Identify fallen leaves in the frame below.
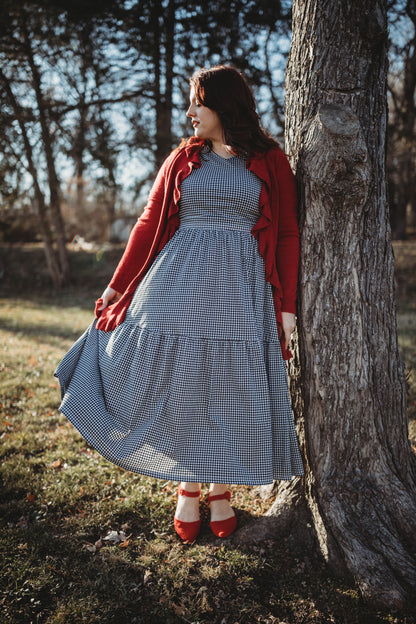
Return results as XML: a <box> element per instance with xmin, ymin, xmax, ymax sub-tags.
<box><xmin>103</xmin><ymin>529</ymin><xmax>128</xmax><ymax>544</ymax></box>
<box><xmin>48</xmin><ymin>458</ymin><xmax>63</xmax><ymax>470</ymax></box>
<box><xmin>79</xmin><ymin>447</ymin><xmax>94</xmax><ymax>457</ymax></box>
<box><xmin>17</xmin><ymin>514</ymin><xmax>29</xmax><ymax>529</ymax></box>
<box><xmin>84</xmin><ymin>529</ymin><xmax>132</xmax><ymax>553</ymax></box>
<box><xmin>172</xmin><ymin>602</ymin><xmax>188</xmax><ymax>617</ymax></box>
<box><xmin>47</xmin><ymin>563</ymin><xmax>65</xmax><ymax>576</ymax></box>
<box><xmin>17</xmin><ymin>543</ymin><xmax>28</xmax><ymax>551</ymax></box>
<box><xmin>84</xmin><ymin>539</ymin><xmax>103</xmax><ymax>554</ymax></box>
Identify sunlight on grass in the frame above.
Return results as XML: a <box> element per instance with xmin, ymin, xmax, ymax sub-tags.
<box><xmin>0</xmin><ymin>245</ymin><xmax>415</xmax><ymax>624</ymax></box>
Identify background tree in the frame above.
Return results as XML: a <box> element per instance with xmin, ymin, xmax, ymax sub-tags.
<box><xmin>237</xmin><ymin>0</ymin><xmax>416</xmax><ymax>609</ymax></box>
<box><xmin>0</xmin><ymin>0</ymin><xmax>292</xmax><ymax>286</ymax></box>
<box><xmin>387</xmin><ymin>0</ymin><xmax>416</xmax><ymax>239</ymax></box>
<box><xmin>0</xmin><ymin>4</ymin><xmax>71</xmax><ymax>286</ymax></box>
<box><xmin>59</xmin><ymin>16</ymin><xmax>124</xmax><ymax>241</ymax></box>
<box><xmin>121</xmin><ymin>0</ymin><xmax>291</xmax><ymax>167</ymax></box>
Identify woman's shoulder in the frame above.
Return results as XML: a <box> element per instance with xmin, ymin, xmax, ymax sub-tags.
<box><xmin>247</xmin><ymin>145</ymin><xmax>287</xmax><ymax>171</ymax></box>
<box><xmin>160</xmin><ymin>137</ymin><xmax>204</xmax><ymax>169</ymax></box>
<box><xmin>176</xmin><ymin>137</ymin><xmax>205</xmax><ymax>155</ymax></box>
<box><xmin>249</xmin><ymin>144</ymin><xmax>285</xmax><ymax>162</ymax></box>
<box><xmin>262</xmin><ymin>144</ymin><xmax>287</xmax><ymax>162</ymax></box>
<box><xmin>156</xmin><ymin>138</ymin><xmax>203</xmax><ymax>175</ymax></box>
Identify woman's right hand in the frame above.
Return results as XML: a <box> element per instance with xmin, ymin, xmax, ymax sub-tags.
<box><xmin>98</xmin><ymin>286</ymin><xmax>122</xmax><ymax>311</ymax></box>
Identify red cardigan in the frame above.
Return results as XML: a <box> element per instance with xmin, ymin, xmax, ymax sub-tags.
<box><xmin>95</xmin><ymin>138</ymin><xmax>299</xmax><ymax>359</ymax></box>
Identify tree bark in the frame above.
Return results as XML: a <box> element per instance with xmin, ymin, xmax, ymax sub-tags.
<box><xmin>236</xmin><ymin>0</ymin><xmax>416</xmax><ymax>609</ymax></box>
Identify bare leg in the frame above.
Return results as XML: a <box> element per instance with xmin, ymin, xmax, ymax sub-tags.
<box><xmin>174</xmin><ymin>482</ymin><xmax>201</xmax><ymax>523</ymax></box>
<box><xmin>208</xmin><ymin>483</ymin><xmax>235</xmax><ymax>522</ymax></box>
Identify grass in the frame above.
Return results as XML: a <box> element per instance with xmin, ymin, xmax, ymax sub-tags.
<box><xmin>0</xmin><ymin>242</ymin><xmax>415</xmax><ymax>624</ymax></box>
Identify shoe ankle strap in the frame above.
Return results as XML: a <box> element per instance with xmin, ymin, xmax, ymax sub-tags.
<box><xmin>208</xmin><ymin>490</ymin><xmax>231</xmax><ymax>503</ymax></box>
<box><xmin>178</xmin><ymin>487</ymin><xmax>201</xmax><ymax>498</ymax></box>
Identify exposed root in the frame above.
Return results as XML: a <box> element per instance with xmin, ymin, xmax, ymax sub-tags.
<box><xmin>231</xmin><ymin>516</ymin><xmax>283</xmax><ymax>545</ymax></box>
<box><xmin>316</xmin><ymin>478</ymin><xmax>416</xmax><ymax>608</ymax></box>
<box><xmin>235</xmin><ymin>475</ymin><xmax>416</xmax><ymax>609</ymax></box>
<box><xmin>232</xmin><ymin>479</ymin><xmax>316</xmax><ymax>552</ymax></box>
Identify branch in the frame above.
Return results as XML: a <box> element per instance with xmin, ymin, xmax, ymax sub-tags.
<box><xmin>47</xmin><ymin>88</ymin><xmax>154</xmax><ymax>119</ymax></box>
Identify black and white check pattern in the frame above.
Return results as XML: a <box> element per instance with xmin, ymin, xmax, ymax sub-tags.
<box><xmin>55</xmin><ymin>148</ymin><xmax>304</xmax><ymax>484</ymax></box>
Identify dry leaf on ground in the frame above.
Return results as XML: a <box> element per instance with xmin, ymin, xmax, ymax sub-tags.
<box><xmin>103</xmin><ymin>530</ymin><xmax>127</xmax><ymax>543</ymax></box>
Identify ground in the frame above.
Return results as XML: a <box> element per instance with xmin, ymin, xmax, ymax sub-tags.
<box><xmin>0</xmin><ymin>242</ymin><xmax>415</xmax><ymax>624</ymax></box>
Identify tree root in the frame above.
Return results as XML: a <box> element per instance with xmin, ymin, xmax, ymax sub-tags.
<box><xmin>232</xmin><ymin>476</ymin><xmax>416</xmax><ymax>609</ymax></box>
<box><xmin>318</xmin><ymin>478</ymin><xmax>416</xmax><ymax>608</ymax></box>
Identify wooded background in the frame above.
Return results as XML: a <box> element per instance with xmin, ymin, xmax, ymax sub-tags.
<box><xmin>1</xmin><ymin>0</ymin><xmax>416</xmax><ymax>611</ymax></box>
<box><xmin>0</xmin><ymin>0</ymin><xmax>415</xmax><ymax>286</ymax></box>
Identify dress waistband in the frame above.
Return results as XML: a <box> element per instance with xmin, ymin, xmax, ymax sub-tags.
<box><xmin>179</xmin><ymin>216</ymin><xmax>255</xmax><ymax>233</ymax></box>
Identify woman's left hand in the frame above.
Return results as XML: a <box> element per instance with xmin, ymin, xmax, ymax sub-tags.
<box><xmin>281</xmin><ymin>312</ymin><xmax>296</xmax><ymax>349</ymax></box>
<box><xmin>98</xmin><ymin>286</ymin><xmax>122</xmax><ymax>311</ymax></box>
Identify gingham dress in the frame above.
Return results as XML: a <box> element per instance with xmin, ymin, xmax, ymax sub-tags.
<box><xmin>55</xmin><ymin>148</ymin><xmax>304</xmax><ymax>484</ymax></box>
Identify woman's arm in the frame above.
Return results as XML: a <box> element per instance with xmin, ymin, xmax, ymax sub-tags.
<box><xmin>101</xmin><ymin>150</ymin><xmax>178</xmax><ymax>306</ymax></box>
<box><xmin>281</xmin><ymin>311</ymin><xmax>296</xmax><ymax>349</ymax></box>
<box><xmin>275</xmin><ymin>152</ymin><xmax>299</xmax><ymax>315</ymax></box>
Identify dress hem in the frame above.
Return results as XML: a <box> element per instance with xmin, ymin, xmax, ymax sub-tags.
<box><xmin>58</xmin><ymin>405</ymin><xmax>304</xmax><ymax>486</ymax></box>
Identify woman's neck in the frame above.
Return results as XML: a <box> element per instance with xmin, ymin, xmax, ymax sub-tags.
<box><xmin>211</xmin><ymin>141</ymin><xmax>235</xmax><ymax>159</ymax></box>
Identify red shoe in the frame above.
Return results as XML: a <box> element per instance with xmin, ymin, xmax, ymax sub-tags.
<box><xmin>208</xmin><ymin>490</ymin><xmax>237</xmax><ymax>538</ymax></box>
<box><xmin>174</xmin><ymin>487</ymin><xmax>201</xmax><ymax>542</ymax></box>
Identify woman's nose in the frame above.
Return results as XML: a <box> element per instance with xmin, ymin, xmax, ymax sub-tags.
<box><xmin>186</xmin><ymin>105</ymin><xmax>194</xmax><ymax>118</ymax></box>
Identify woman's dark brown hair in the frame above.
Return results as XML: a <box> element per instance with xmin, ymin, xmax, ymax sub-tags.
<box><xmin>188</xmin><ymin>65</ymin><xmax>280</xmax><ymax>156</ymax></box>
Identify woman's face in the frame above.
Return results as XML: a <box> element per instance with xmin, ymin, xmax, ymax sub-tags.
<box><xmin>186</xmin><ymin>86</ymin><xmax>224</xmax><ymax>143</ymax></box>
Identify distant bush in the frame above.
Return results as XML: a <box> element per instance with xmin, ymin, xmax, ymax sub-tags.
<box><xmin>0</xmin><ymin>213</ymin><xmax>41</xmax><ymax>243</ymax></box>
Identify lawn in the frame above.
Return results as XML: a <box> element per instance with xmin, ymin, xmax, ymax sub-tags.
<box><xmin>0</xmin><ymin>242</ymin><xmax>415</xmax><ymax>624</ymax></box>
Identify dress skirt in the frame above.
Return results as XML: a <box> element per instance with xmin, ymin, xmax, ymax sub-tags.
<box><xmin>55</xmin><ymin>149</ymin><xmax>304</xmax><ymax>485</ymax></box>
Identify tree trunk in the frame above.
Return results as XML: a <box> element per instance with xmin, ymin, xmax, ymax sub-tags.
<box><xmin>152</xmin><ymin>0</ymin><xmax>175</xmax><ymax>169</ymax></box>
<box><xmin>22</xmin><ymin>18</ymin><xmax>70</xmax><ymax>285</ymax></box>
<box><xmin>237</xmin><ymin>0</ymin><xmax>416</xmax><ymax>609</ymax></box>
<box><xmin>74</xmin><ymin>98</ymin><xmax>87</xmax><ymax>221</ymax></box>
<box><xmin>0</xmin><ymin>68</ymin><xmax>64</xmax><ymax>288</ymax></box>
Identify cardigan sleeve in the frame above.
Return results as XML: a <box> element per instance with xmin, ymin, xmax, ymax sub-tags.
<box><xmin>108</xmin><ymin>151</ymin><xmax>177</xmax><ymax>294</ymax></box>
<box><xmin>275</xmin><ymin>152</ymin><xmax>299</xmax><ymax>314</ymax></box>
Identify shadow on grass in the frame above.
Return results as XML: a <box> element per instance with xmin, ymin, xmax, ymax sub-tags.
<box><xmin>0</xmin><ymin>315</ymin><xmax>89</xmax><ymax>346</ymax></box>
<box><xmin>2</xmin><ymin>242</ymin><xmax>416</xmax><ymax>623</ymax></box>
<box><xmin>1</xmin><ymin>463</ymin><xmax>415</xmax><ymax>624</ymax></box>
<box><xmin>0</xmin><ymin>290</ymin><xmax>99</xmax><ymax>313</ymax></box>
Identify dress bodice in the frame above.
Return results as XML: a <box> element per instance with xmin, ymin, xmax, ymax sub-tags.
<box><xmin>179</xmin><ymin>147</ymin><xmax>262</xmax><ymax>231</ymax></box>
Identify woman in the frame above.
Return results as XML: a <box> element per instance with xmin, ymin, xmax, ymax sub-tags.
<box><xmin>55</xmin><ymin>65</ymin><xmax>304</xmax><ymax>543</ymax></box>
